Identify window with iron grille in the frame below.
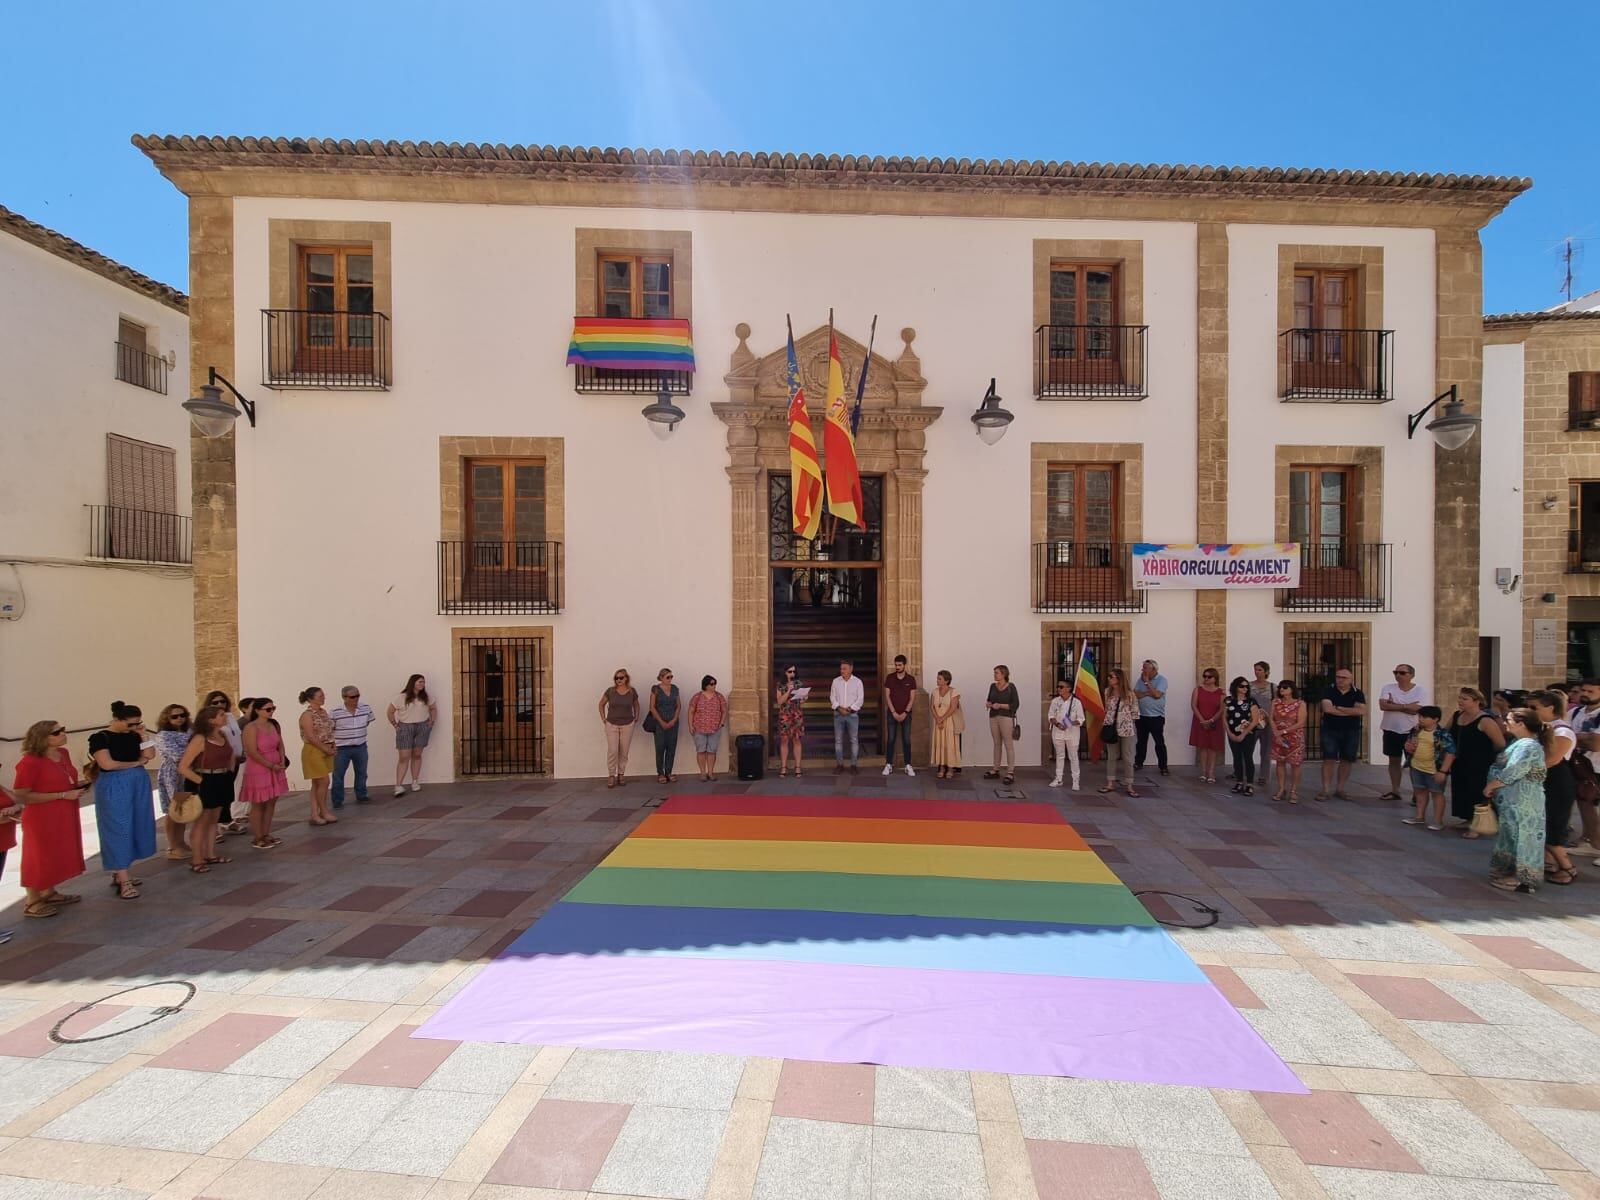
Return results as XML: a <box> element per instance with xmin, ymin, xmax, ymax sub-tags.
<box><xmin>456</xmin><ymin>635</ymin><xmax>547</xmax><ymax>776</ymax></box>
<box><xmin>1049</xmin><ymin>629</ymin><xmax>1128</xmax><ymax>690</ymax></box>
<box><xmin>1287</xmin><ymin>628</ymin><xmax>1368</xmax><ymax>760</ymax></box>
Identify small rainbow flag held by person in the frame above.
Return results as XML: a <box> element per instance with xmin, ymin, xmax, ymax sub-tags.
<box><xmin>1073</xmin><ymin>640</ymin><xmax>1105</xmax><ymax>726</ymax></box>
<box><xmin>566</xmin><ymin>317</ymin><xmax>695</xmax><ymax>372</ymax></box>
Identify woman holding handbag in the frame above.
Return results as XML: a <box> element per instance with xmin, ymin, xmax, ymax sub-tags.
<box><xmin>1098</xmin><ymin>668</ymin><xmax>1139</xmax><ymax>798</ymax></box>
<box><xmin>1451</xmin><ymin>687</ymin><xmax>1506</xmax><ymax>838</ymax></box>
<box><xmin>1224</xmin><ymin>676</ymin><xmax>1262</xmax><ymax>796</ymax></box>
<box><xmin>10</xmin><ymin>720</ymin><xmax>87</xmax><ymax>918</ymax></box>
<box><xmin>153</xmin><ymin>704</ymin><xmax>194</xmax><ymax>860</ymax></box>
<box><xmin>984</xmin><ymin>665</ymin><xmax>1020</xmax><ymax>786</ymax></box>
<box><xmin>1484</xmin><ymin>708</ymin><xmax>1551</xmax><ymax>893</ymax></box>
<box><xmin>179</xmin><ymin>705</ymin><xmax>236</xmax><ymax>873</ymax></box>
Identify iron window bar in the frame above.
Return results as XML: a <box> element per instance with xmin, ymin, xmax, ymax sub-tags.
<box><xmin>438</xmin><ymin>541</ymin><xmax>564</xmax><ymax>614</ymax></box>
<box><xmin>1032</xmin><ymin>542</ymin><xmax>1146</xmax><ymax>612</ymax></box>
<box><xmin>261</xmin><ymin>309</ymin><xmax>390</xmax><ymax>389</ymax></box>
<box><xmin>113</xmin><ymin>342</ymin><xmax>168</xmax><ymax>394</ymax></box>
<box><xmin>573</xmin><ymin>363</ymin><xmax>692</xmax><ymax>395</ymax></box>
<box><xmin>1279</xmin><ymin>329</ymin><xmax>1393</xmax><ymax>402</ymax></box>
<box><xmin>1275</xmin><ymin>542</ymin><xmax>1392</xmax><ymax>612</ymax></box>
<box><xmin>85</xmin><ymin>505</ymin><xmax>191</xmax><ymax>565</ymax></box>
<box><xmin>1033</xmin><ymin>325</ymin><xmax>1148</xmax><ymax>399</ymax></box>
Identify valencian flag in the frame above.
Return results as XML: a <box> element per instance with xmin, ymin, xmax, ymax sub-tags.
<box><xmin>822</xmin><ymin>318</ymin><xmax>865</xmax><ymax>528</ymax></box>
<box><xmin>785</xmin><ymin>318</ymin><xmax>824</xmax><ymax>539</ymax></box>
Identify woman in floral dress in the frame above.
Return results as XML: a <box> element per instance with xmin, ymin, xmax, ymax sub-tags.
<box><xmin>153</xmin><ymin>704</ymin><xmax>193</xmax><ymax>860</ymax></box>
<box><xmin>1485</xmin><ymin>708</ymin><xmax>1550</xmax><ymax>894</ymax></box>
<box><xmin>1270</xmin><ymin>680</ymin><xmax>1307</xmax><ymax>804</ymax></box>
<box><xmin>775</xmin><ymin>666</ymin><xmax>806</xmax><ymax>778</ymax></box>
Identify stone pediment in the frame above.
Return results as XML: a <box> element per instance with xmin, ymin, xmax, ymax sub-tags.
<box><xmin>722</xmin><ymin>321</ymin><xmax>928</xmax><ymax>411</ymax></box>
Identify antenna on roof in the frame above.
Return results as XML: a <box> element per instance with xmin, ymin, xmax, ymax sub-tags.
<box><xmin>1561</xmin><ymin>237</ymin><xmax>1577</xmax><ymax>304</ymax></box>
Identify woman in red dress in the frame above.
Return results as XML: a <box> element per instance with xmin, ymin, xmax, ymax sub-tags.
<box><xmin>11</xmin><ymin>720</ymin><xmax>88</xmax><ymax>918</ymax></box>
<box><xmin>1189</xmin><ymin>668</ymin><xmax>1226</xmax><ymax>784</ymax></box>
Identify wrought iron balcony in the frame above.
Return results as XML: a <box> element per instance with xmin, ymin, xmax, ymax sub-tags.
<box><xmin>572</xmin><ymin>363</ymin><xmax>692</xmax><ymax>395</ymax></box>
<box><xmin>1279</xmin><ymin>329</ymin><xmax>1393</xmax><ymax>402</ymax></box>
<box><xmin>1276</xmin><ymin>542</ymin><xmax>1392</xmax><ymax>612</ymax></box>
<box><xmin>86</xmin><ymin>505</ymin><xmax>191</xmax><ymax>565</ymax></box>
<box><xmin>438</xmin><ymin>541</ymin><xmax>564</xmax><ymax>614</ymax></box>
<box><xmin>114</xmin><ymin>342</ymin><xmax>167</xmax><ymax>394</ymax></box>
<box><xmin>262</xmin><ymin>309</ymin><xmax>390</xmax><ymax>389</ymax></box>
<box><xmin>1034</xmin><ymin>325</ymin><xmax>1147</xmax><ymax>399</ymax></box>
<box><xmin>1032</xmin><ymin>542</ymin><xmax>1146</xmax><ymax>613</ymax></box>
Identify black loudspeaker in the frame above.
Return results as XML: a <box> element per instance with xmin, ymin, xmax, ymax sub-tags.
<box><xmin>735</xmin><ymin>734</ymin><xmax>765</xmax><ymax>781</ymax></box>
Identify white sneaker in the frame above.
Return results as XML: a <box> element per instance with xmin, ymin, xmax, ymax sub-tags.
<box><xmin>905</xmin><ymin>765</ymin><xmax>915</xmax><ymax>777</ymax></box>
<box><xmin>394</xmin><ymin>786</ymin><xmax>406</xmax><ymax>797</ymax></box>
<box><xmin>1572</xmin><ymin>841</ymin><xmax>1600</xmax><ymax>858</ymax></box>
<box><xmin>1071</xmin><ymin>781</ymin><xmax>1080</xmax><ymax>791</ymax></box>
<box><xmin>882</xmin><ymin>764</ymin><xmax>894</xmax><ymax>776</ymax></box>
<box><xmin>1048</xmin><ymin>779</ymin><xmax>1062</xmax><ymax>788</ymax></box>
<box><xmin>410</xmin><ymin>782</ymin><xmax>421</xmax><ymax>793</ymax></box>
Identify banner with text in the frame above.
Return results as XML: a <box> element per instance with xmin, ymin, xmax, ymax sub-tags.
<box><xmin>1132</xmin><ymin>543</ymin><xmax>1300</xmax><ymax>591</ymax></box>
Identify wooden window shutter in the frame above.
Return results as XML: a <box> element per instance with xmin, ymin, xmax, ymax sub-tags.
<box><xmin>106</xmin><ymin>434</ymin><xmax>177</xmax><ymax>514</ymax></box>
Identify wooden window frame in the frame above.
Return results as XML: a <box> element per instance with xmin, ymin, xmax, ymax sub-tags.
<box><xmin>463</xmin><ymin>456</ymin><xmax>551</xmax><ymax>605</ymax></box>
<box><xmin>1570</xmin><ymin>372</ymin><xmax>1600</xmax><ymax>431</ymax></box>
<box><xmin>1570</xmin><ymin>480</ymin><xmax>1600</xmax><ymax>572</ymax></box>
<box><xmin>1289</xmin><ymin>465</ymin><xmax>1356</xmax><ymax>546</ymax></box>
<box><xmin>1045</xmin><ymin>262</ymin><xmax>1123</xmax><ymax>387</ymax></box>
<box><xmin>296</xmin><ymin>244</ymin><xmax>377</xmax><ymax>367</ymax></box>
<box><xmin>1290</xmin><ymin>267</ymin><xmax>1362</xmax><ymax>388</ymax></box>
<box><xmin>597</xmin><ymin>252</ymin><xmax>674</xmax><ymax>319</ymax></box>
<box><xmin>1045</xmin><ymin>462</ymin><xmax>1122</xmax><ymax>597</ymax></box>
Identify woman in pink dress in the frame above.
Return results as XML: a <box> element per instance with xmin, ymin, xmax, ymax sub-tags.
<box><xmin>240</xmin><ymin>697</ymin><xmax>289</xmax><ymax>849</ymax></box>
<box><xmin>1189</xmin><ymin>668</ymin><xmax>1226</xmax><ymax>783</ymax></box>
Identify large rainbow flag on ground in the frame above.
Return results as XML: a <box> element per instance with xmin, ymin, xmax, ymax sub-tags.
<box><xmin>417</xmin><ymin>795</ymin><xmax>1303</xmax><ymax>1092</ymax></box>
<box><xmin>566</xmin><ymin>317</ymin><xmax>695</xmax><ymax>372</ymax></box>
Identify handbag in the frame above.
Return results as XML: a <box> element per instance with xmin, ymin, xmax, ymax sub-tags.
<box><xmin>1101</xmin><ymin>700</ymin><xmax>1122</xmax><ymax>745</ymax></box>
<box><xmin>1469</xmin><ymin>801</ymin><xmax>1500</xmax><ymax>837</ymax></box>
<box><xmin>1571</xmin><ymin>750</ymin><xmax>1599</xmax><ymax>804</ymax></box>
<box><xmin>169</xmin><ymin>790</ymin><xmax>202</xmax><ymax>824</ymax></box>
<box><xmin>642</xmin><ymin>712</ymin><xmax>658</xmax><ymax>734</ymax></box>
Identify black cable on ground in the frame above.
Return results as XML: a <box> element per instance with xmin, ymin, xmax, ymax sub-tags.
<box><xmin>1133</xmin><ymin>890</ymin><xmax>1222</xmax><ymax>929</ymax></box>
<box><xmin>47</xmin><ymin>980</ymin><xmax>197</xmax><ymax>1045</ymax></box>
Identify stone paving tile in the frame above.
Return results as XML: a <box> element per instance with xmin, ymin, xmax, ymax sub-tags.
<box><xmin>249</xmin><ymin>919</ymin><xmax>350</xmax><ymax>956</ymax></box>
<box><xmin>590</xmin><ymin>1104</ymin><xmax>727</xmax><ymax>1200</ymax></box>
<box><xmin>1406</xmin><ymin>1020</ymin><xmax>1599</xmax><ymax>1084</ymax></box>
<box><xmin>1255</xmin><ymin>1089</ymin><xmax>1423</xmax><ymax>1171</ymax></box>
<box><xmin>545</xmin><ymin>1048</ymin><xmax>660</xmax><ymax>1104</ymax></box>
<box><xmin>323</xmin><ymin>886</ymin><xmax>412</xmax><ymax>912</ymax></box>
<box><xmin>771</xmin><ymin>1060</ymin><xmax>875</xmax><ymax>1125</ymax></box>
<box><xmin>1200</xmin><ymin>965</ymin><xmax>1265</xmax><ymax>1008</ymax></box>
<box><xmin>131</xmin><ymin>1072</ymin><xmax>290</xmax><ymax>1153</ymax></box>
<box><xmin>1357</xmin><ymin>1094</ymin><xmax>1546</xmax><ymax>1183</ymax></box>
<box><xmin>637</xmin><ymin>1052</ymin><xmax>745</xmax><ymax>1111</ymax></box>
<box><xmin>1011</xmin><ymin>1076</ymin><xmax>1131</xmax><ymax>1145</ymax></box>
<box><xmin>387</xmin><ymin>925</ymin><xmax>481</xmax><ymax>963</ymax></box>
<box><xmin>263</xmin><ymin>959</ymin><xmax>376</xmax><ymax>999</ymax></box>
<box><xmin>341</xmin><ymin>1087</ymin><xmax>499</xmax><ymax>1176</ymax></box>
<box><xmin>1140</xmin><ymin>1149</ymin><xmax>1279</xmax><ymax>1200</ymax></box>
<box><xmin>1459</xmin><ymin>935</ymin><xmax>1593</xmax><ymax>973</ymax></box>
<box><xmin>44</xmin><ymin>1007</ymin><xmax>196</xmax><ymax>1065</ymax></box>
<box><xmin>0</xmin><ymin>944</ymin><xmax>99</xmax><ymax>981</ymax></box>
<box><xmin>753</xmin><ymin>1116</ymin><xmax>871</xmax><ymax>1200</ymax></box>
<box><xmin>1239</xmin><ymin>967</ymin><xmax>1417</xmax><ymax>1070</ymax></box>
<box><xmin>419</xmin><ymin>1039</ymin><xmax>540</xmax><ymax>1095</ymax></box>
<box><xmin>0</xmin><ymin>1058</ymin><xmax>103</xmax><ymax>1127</ymax></box>
<box><xmin>872</xmin><ymin>1066</ymin><xmax>977</xmax><ymax>1133</ymax></box>
<box><xmin>1312</xmin><ymin>1165</ymin><xmax>1565</xmax><ymax>1198</ymax></box>
<box><xmin>484</xmin><ymin>1097</ymin><xmax>630</xmax><ymax>1191</ymax></box>
<box><xmin>1026</xmin><ymin>1139</ymin><xmax>1157</xmax><ymax>1200</ymax></box>
<box><xmin>870</xmin><ymin>1126</ymin><xmax>987</xmax><ymax>1200</ymax></box>
<box><xmin>40</xmin><ymin>1065</ymin><xmax>210</xmax><ymax>1144</ymax></box>
<box><xmin>1106</xmin><ymin>1081</ymin><xmax>1248</xmax><ymax>1159</ymax></box>
<box><xmin>424</xmin><ymin>961</ymin><xmax>485</xmax><ymax>1006</ymax></box>
<box><xmin>1514</xmin><ymin>1104</ymin><xmax>1600</xmax><ymax>1175</ymax></box>
<box><xmin>326</xmin><ymin>961</ymin><xmax>440</xmax><ymax>1002</ymax></box>
<box><xmin>224</xmin><ymin>1018</ymin><xmax>365</xmax><ymax>1079</ymax></box>
<box><xmin>249</xmin><ymin>1082</ymin><xmax>412</xmax><ymax>1167</ymax></box>
<box><xmin>148</xmin><ymin>1012</ymin><xmax>294</xmax><ymax>1072</ymax></box>
<box><xmin>0</xmin><ymin>1178</ymin><xmax>153</xmax><ymax>1199</ymax></box>
<box><xmin>1349</xmin><ymin>975</ymin><xmax>1485</xmax><ymax>1023</ymax></box>
<box><xmin>339</xmin><ymin>1025</ymin><xmax>458</xmax><ymax>1088</ymax></box>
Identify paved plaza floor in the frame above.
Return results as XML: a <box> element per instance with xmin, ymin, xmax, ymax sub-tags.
<box><xmin>4</xmin><ymin>760</ymin><xmax>1600</xmax><ymax>1199</ymax></box>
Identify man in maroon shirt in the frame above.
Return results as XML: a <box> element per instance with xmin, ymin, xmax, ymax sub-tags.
<box><xmin>883</xmin><ymin>655</ymin><xmax>917</xmax><ymax>777</ymax></box>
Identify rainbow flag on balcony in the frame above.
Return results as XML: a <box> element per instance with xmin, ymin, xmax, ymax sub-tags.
<box><xmin>566</xmin><ymin>317</ymin><xmax>695</xmax><ymax>372</ymax></box>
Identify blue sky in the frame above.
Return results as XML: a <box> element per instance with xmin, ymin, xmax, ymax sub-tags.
<box><xmin>3</xmin><ymin>0</ymin><xmax>1593</xmax><ymax>313</ymax></box>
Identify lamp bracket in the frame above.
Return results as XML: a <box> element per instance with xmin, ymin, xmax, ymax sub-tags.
<box><xmin>1407</xmin><ymin>384</ymin><xmax>1456</xmax><ymax>440</ymax></box>
<box><xmin>209</xmin><ymin>368</ymin><xmax>256</xmax><ymax>427</ymax></box>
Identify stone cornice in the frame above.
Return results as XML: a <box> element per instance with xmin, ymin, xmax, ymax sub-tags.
<box><xmin>132</xmin><ymin>136</ymin><xmax>1528</xmax><ymax>228</ymax></box>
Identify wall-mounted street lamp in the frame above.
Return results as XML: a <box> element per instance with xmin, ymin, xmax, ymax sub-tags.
<box><xmin>1406</xmin><ymin>385</ymin><xmax>1479</xmax><ymax>450</ymax></box>
<box><xmin>970</xmin><ymin>378</ymin><xmax>1014</xmax><ymax>445</ymax></box>
<box><xmin>641</xmin><ymin>380</ymin><xmax>686</xmax><ymax>440</ymax></box>
<box><xmin>183</xmin><ymin>368</ymin><xmax>256</xmax><ymax>438</ymax></box>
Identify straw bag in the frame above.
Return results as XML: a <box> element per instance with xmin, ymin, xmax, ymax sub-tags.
<box><xmin>169</xmin><ymin>790</ymin><xmax>202</xmax><ymax>824</ymax></box>
<box><xmin>1469</xmin><ymin>801</ymin><xmax>1500</xmax><ymax>837</ymax></box>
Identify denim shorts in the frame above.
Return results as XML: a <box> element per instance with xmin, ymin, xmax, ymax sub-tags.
<box><xmin>693</xmin><ymin>730</ymin><xmax>722</xmax><ymax>754</ymax></box>
<box><xmin>1321</xmin><ymin>725</ymin><xmax>1362</xmax><ymax>762</ymax></box>
<box><xmin>396</xmin><ymin>721</ymin><xmax>432</xmax><ymax>750</ymax></box>
<box><xmin>1410</xmin><ymin>766</ymin><xmax>1446</xmax><ymax>793</ymax></box>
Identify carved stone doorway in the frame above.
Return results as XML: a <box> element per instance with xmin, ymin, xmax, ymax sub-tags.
<box><xmin>712</xmin><ymin>323</ymin><xmax>942</xmax><ymax>759</ymax></box>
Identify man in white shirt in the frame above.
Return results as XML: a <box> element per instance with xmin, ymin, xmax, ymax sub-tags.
<box><xmin>1047</xmin><ymin>678</ymin><xmax>1086</xmax><ymax>790</ymax></box>
<box><xmin>1377</xmin><ymin>664</ymin><xmax>1425</xmax><ymax>802</ymax></box>
<box><xmin>830</xmin><ymin>661</ymin><xmax>865</xmax><ymax>774</ymax></box>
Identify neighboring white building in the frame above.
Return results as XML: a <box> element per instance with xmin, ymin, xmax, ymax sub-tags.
<box><xmin>0</xmin><ymin>205</ymin><xmax>192</xmax><ymax>779</ymax></box>
<box><xmin>136</xmin><ymin>137</ymin><xmax>1523</xmax><ymax>781</ymax></box>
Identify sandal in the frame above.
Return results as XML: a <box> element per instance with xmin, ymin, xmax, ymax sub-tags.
<box><xmin>166</xmin><ymin>848</ymin><xmax>190</xmax><ymax>860</ymax></box>
<box><xmin>115</xmin><ymin>880</ymin><xmax>140</xmax><ymax>898</ymax></box>
<box><xmin>188</xmin><ymin>863</ymin><xmax>211</xmax><ymax>874</ymax></box>
<box><xmin>108</xmin><ymin>878</ymin><xmax>144</xmax><ymax>890</ymax></box>
<box><xmin>1546</xmin><ymin>867</ymin><xmax>1578</xmax><ymax>885</ymax></box>
<box><xmin>1289</xmin><ymin>794</ymin><xmax>1300</xmax><ymax>805</ymax></box>
<box><xmin>1461</xmin><ymin>831</ymin><xmax>1482</xmax><ymax>840</ymax></box>
<box><xmin>1098</xmin><ymin>785</ymin><xmax>1114</xmax><ymax>793</ymax></box>
<box><xmin>1127</xmin><ymin>787</ymin><xmax>1140</xmax><ymax>798</ymax></box>
<box><xmin>1489</xmin><ymin>878</ymin><xmax>1523</xmax><ymax>892</ymax></box>
<box><xmin>1002</xmin><ymin>775</ymin><xmax>1015</xmax><ymax>786</ymax></box>
<box><xmin>1379</xmin><ymin>791</ymin><xmax>1401</xmax><ymax>802</ymax></box>
<box><xmin>205</xmin><ymin>856</ymin><xmax>234</xmax><ymax>865</ymax></box>
<box><xmin>23</xmin><ymin>901</ymin><xmax>59</xmax><ymax>918</ymax></box>
<box><xmin>42</xmin><ymin>892</ymin><xmax>80</xmax><ymax>905</ymax></box>
<box><xmin>1401</xmin><ymin>817</ymin><xmax>1425</xmax><ymax>826</ymax></box>
<box><xmin>983</xmin><ymin>770</ymin><xmax>1000</xmax><ymax>780</ymax></box>
<box><xmin>252</xmin><ymin>840</ymin><xmax>273</xmax><ymax>850</ymax></box>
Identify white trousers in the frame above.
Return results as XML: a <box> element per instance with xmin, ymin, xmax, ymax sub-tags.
<box><xmin>1051</xmin><ymin>726</ymin><xmax>1081</xmax><ymax>787</ymax></box>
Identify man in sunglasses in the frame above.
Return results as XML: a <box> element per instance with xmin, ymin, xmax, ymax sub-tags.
<box><xmin>329</xmin><ymin>685</ymin><xmax>375</xmax><ymax>808</ymax></box>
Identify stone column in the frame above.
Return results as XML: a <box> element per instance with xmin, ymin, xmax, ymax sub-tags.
<box><xmin>1195</xmin><ymin>222</ymin><xmax>1230</xmax><ymax>672</ymax></box>
<box><xmin>891</xmin><ymin>464</ymin><xmax>930</xmax><ymax>763</ymax></box>
<box><xmin>189</xmin><ymin>195</ymin><xmax>240</xmax><ymax>698</ymax></box>
<box><xmin>1433</xmin><ymin>231</ymin><xmax>1485</xmax><ymax>692</ymax></box>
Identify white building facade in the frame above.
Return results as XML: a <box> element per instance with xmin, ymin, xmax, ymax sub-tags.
<box><xmin>0</xmin><ymin>205</ymin><xmax>192</xmax><ymax>778</ymax></box>
<box><xmin>136</xmin><ymin>138</ymin><xmax>1521</xmax><ymax>782</ymax></box>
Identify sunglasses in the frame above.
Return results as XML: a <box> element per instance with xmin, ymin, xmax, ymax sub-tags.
<box><xmin>614</xmin><ymin>675</ymin><xmax>627</xmax><ymax>681</ymax></box>
<box><xmin>260</xmin><ymin>705</ymin><xmax>277</xmax><ymax>712</ymax></box>
<box><xmin>50</xmin><ymin>727</ymin><xmax>66</xmax><ymax>736</ymax></box>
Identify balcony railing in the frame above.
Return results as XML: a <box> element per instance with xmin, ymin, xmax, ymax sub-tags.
<box><xmin>1034</xmin><ymin>325</ymin><xmax>1147</xmax><ymax>399</ymax></box>
<box><xmin>1032</xmin><ymin>542</ymin><xmax>1146</xmax><ymax>612</ymax></box>
<box><xmin>86</xmin><ymin>505</ymin><xmax>191</xmax><ymax>565</ymax></box>
<box><xmin>113</xmin><ymin>342</ymin><xmax>168</xmax><ymax>394</ymax></box>
<box><xmin>1279</xmin><ymin>329</ymin><xmax>1393</xmax><ymax>402</ymax></box>
<box><xmin>1276</xmin><ymin>542</ymin><xmax>1392</xmax><ymax>612</ymax></box>
<box><xmin>262</xmin><ymin>309</ymin><xmax>390</xmax><ymax>389</ymax></box>
<box><xmin>572</xmin><ymin>364</ymin><xmax>692</xmax><ymax>395</ymax></box>
<box><xmin>438</xmin><ymin>541</ymin><xmax>564</xmax><ymax>614</ymax></box>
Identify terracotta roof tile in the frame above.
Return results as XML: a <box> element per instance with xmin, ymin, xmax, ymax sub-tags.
<box><xmin>131</xmin><ymin>134</ymin><xmax>1530</xmax><ymax>204</ymax></box>
<box><xmin>0</xmin><ymin>203</ymin><xmax>187</xmax><ymax>313</ymax></box>
<box><xmin>1485</xmin><ymin>309</ymin><xmax>1600</xmax><ymax>326</ymax></box>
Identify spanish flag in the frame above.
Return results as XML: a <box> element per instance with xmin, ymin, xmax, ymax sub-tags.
<box><xmin>786</xmin><ymin>321</ymin><xmax>824</xmax><ymax>539</ymax></box>
<box><xmin>822</xmin><ymin>327</ymin><xmax>864</xmax><ymax>528</ymax></box>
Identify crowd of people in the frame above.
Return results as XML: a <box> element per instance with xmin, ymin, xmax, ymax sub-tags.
<box><xmin>0</xmin><ymin>676</ymin><xmax>437</xmax><ymax>934</ymax></box>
